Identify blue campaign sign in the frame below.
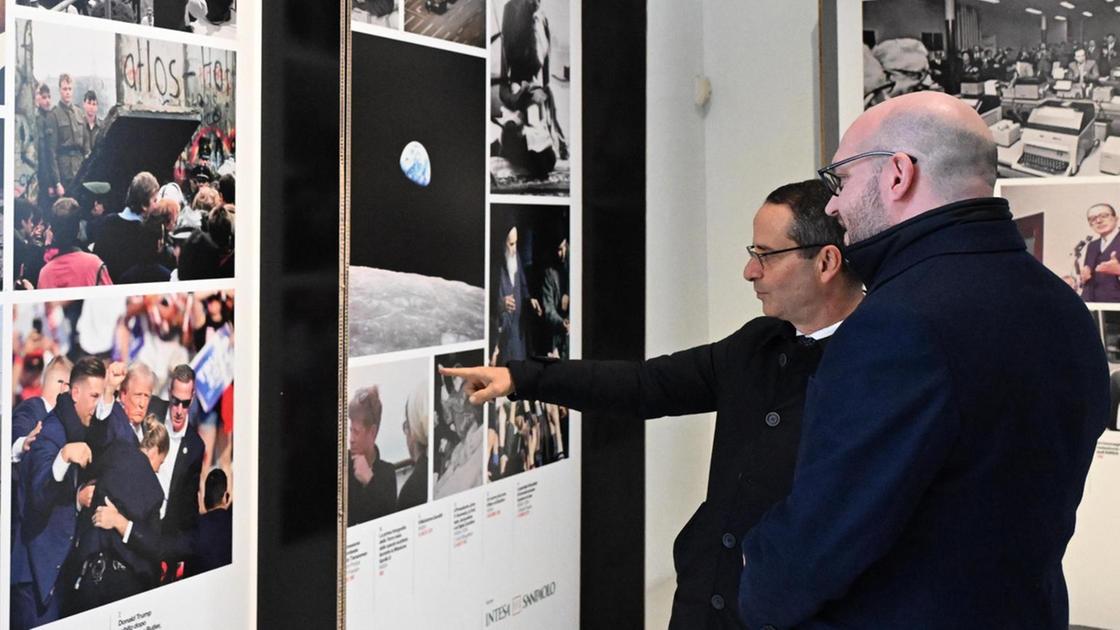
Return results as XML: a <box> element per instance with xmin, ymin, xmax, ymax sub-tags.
<box><xmin>190</xmin><ymin>326</ymin><xmax>234</xmax><ymax>412</ymax></box>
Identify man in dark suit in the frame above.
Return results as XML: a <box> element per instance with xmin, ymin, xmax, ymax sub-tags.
<box><xmin>1080</xmin><ymin>203</ymin><xmax>1120</xmax><ymax>302</ymax></box>
<box><xmin>72</xmin><ymin>416</ymin><xmax>167</xmax><ymax>612</ymax></box>
<box><xmin>10</xmin><ymin>356</ymin><xmax>71</xmax><ymax>630</ymax></box>
<box><xmin>194</xmin><ymin>468</ymin><xmax>233</xmax><ymax>575</ymax></box>
<box><xmin>155</xmin><ymin>365</ymin><xmax>205</xmax><ymax>579</ymax></box>
<box><xmin>734</xmin><ymin>92</ymin><xmax>1105</xmax><ymax>628</ymax></box>
<box><xmin>441</xmin><ymin>179</ymin><xmax>864</xmax><ymax>629</ymax></box>
<box><xmin>14</xmin><ymin>357</ymin><xmax>105</xmax><ymax>627</ymax></box>
<box><xmin>1100</xmin><ymin>33</ymin><xmax>1119</xmax><ymax>76</ymax></box>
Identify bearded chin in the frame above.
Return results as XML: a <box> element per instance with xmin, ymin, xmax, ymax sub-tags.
<box><xmin>846</xmin><ymin>181</ymin><xmax>891</xmax><ymax>244</ymax></box>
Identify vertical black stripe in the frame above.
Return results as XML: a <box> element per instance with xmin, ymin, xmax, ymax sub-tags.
<box><xmin>581</xmin><ymin>1</ymin><xmax>647</xmax><ymax>627</ymax></box>
<box><xmin>258</xmin><ymin>2</ymin><xmax>343</xmax><ymax>628</ymax></box>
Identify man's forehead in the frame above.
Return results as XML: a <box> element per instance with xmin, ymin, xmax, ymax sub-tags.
<box><xmin>752</xmin><ymin>202</ymin><xmax>796</xmax><ymax>246</ymax></box>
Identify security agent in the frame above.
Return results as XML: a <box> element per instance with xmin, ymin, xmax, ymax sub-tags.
<box><xmin>72</xmin><ymin>415</ymin><xmax>168</xmax><ymax>613</ymax></box>
<box><xmin>441</xmin><ymin>179</ymin><xmax>864</xmax><ymax>629</ymax></box>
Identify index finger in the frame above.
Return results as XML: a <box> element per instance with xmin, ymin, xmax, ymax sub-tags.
<box><xmin>439</xmin><ymin>366</ymin><xmax>478</xmax><ymax>378</ymax></box>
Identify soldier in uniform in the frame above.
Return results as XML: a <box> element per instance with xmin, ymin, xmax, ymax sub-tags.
<box><xmin>34</xmin><ymin>83</ymin><xmax>57</xmax><ymax>215</ymax></box>
<box><xmin>82</xmin><ymin>90</ymin><xmax>102</xmax><ymax>154</ymax></box>
<box><xmin>47</xmin><ymin>74</ymin><xmax>89</xmax><ymax>200</ymax></box>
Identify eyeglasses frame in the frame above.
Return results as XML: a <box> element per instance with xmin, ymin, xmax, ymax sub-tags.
<box><xmin>817</xmin><ymin>151</ymin><xmax>918</xmax><ymax>197</ymax></box>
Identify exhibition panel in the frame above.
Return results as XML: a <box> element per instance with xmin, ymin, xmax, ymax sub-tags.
<box><xmin>3</xmin><ymin>1</ymin><xmax>259</xmax><ymax>630</ymax></box>
<box><xmin>342</xmin><ymin>2</ymin><xmax>583</xmax><ymax>627</ymax></box>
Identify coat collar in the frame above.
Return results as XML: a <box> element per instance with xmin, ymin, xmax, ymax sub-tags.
<box><xmin>843</xmin><ymin>197</ymin><xmax>1024</xmax><ymax>292</ymax></box>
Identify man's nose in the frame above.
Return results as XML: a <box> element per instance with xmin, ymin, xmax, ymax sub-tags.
<box><xmin>825</xmin><ymin>196</ymin><xmax>840</xmax><ymax>217</ymax></box>
<box><xmin>744</xmin><ymin>257</ymin><xmax>762</xmax><ymax>281</ymax></box>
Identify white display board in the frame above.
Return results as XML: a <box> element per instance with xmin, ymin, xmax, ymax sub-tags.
<box><xmin>2</xmin><ymin>2</ymin><xmax>260</xmax><ymax>629</ymax></box>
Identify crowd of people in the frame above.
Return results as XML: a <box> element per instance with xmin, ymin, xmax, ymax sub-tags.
<box><xmin>13</xmin><ymin>292</ymin><xmax>236</xmax><ymax>473</ymax></box>
<box><xmin>487</xmin><ymin>398</ymin><xmax>567</xmax><ymax>481</ymax></box>
<box><xmin>9</xmin><ymin>353</ymin><xmax>234</xmax><ymax>628</ymax></box>
<box><xmin>865</xmin><ymin>34</ymin><xmax>1120</xmax><ymax>105</ymax></box>
<box><xmin>347</xmin><ymin>382</ymin><xmax>429</xmax><ymax>526</ymax></box>
<box><xmin>491</xmin><ymin>225</ymin><xmax>569</xmax><ymax>365</ymax></box>
<box><xmin>15</xmin><ymin>75</ymin><xmax>236</xmax><ymax>289</ymax></box>
<box><xmin>17</xmin><ymin>0</ymin><xmax>234</xmax><ymax>31</ymax></box>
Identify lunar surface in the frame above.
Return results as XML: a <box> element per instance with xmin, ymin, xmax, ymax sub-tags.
<box><xmin>349</xmin><ymin>266</ymin><xmax>484</xmax><ymax>356</ymax></box>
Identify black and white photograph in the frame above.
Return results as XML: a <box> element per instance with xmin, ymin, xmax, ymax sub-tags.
<box><xmin>10</xmin><ymin>291</ymin><xmax>236</xmax><ymax>628</ymax></box>
<box><xmin>489</xmin><ymin>0</ymin><xmax>571</xmax><ymax>195</ymax></box>
<box><xmin>860</xmin><ymin>0</ymin><xmax>1120</xmax><ymax>177</ymax></box>
<box><xmin>405</xmin><ymin>0</ymin><xmax>485</xmax><ymax>48</ymax></box>
<box><xmin>353</xmin><ymin>0</ymin><xmax>401</xmax><ymax>29</ymax></box>
<box><xmin>347</xmin><ymin>357</ymin><xmax>430</xmax><ymax>527</ymax></box>
<box><xmin>999</xmin><ymin>180</ymin><xmax>1120</xmax><ymax>303</ymax></box>
<box><xmin>432</xmin><ymin>349</ymin><xmax>483</xmax><ymax>499</ymax></box>
<box><xmin>348</xmin><ymin>33</ymin><xmax>485</xmax><ymax>357</ymax></box>
<box><xmin>15</xmin><ymin>0</ymin><xmax>235</xmax><ymax>39</ymax></box>
<box><xmin>488</xmin><ymin>203</ymin><xmax>570</xmax><ymax>366</ymax></box>
<box><xmin>13</xmin><ymin>19</ymin><xmax>237</xmax><ymax>289</ymax></box>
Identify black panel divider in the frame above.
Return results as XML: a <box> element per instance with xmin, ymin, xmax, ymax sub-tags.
<box><xmin>581</xmin><ymin>1</ymin><xmax>648</xmax><ymax>628</ymax></box>
<box><xmin>258</xmin><ymin>2</ymin><xmax>343</xmax><ymax>629</ymax></box>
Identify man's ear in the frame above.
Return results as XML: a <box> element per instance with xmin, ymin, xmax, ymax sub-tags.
<box><xmin>883</xmin><ymin>152</ymin><xmax>917</xmax><ymax>203</ymax></box>
<box><xmin>817</xmin><ymin>245</ymin><xmax>844</xmax><ymax>282</ymax></box>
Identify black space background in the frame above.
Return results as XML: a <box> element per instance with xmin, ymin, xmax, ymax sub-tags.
<box><xmin>350</xmin><ymin>33</ymin><xmax>485</xmax><ymax>287</ymax></box>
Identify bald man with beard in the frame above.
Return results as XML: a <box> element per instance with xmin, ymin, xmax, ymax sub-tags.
<box><xmin>734</xmin><ymin>92</ymin><xmax>1108</xmax><ymax>628</ymax></box>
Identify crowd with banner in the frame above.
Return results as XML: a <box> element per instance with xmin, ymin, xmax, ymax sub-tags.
<box><xmin>9</xmin><ymin>292</ymin><xmax>235</xmax><ymax>628</ymax></box>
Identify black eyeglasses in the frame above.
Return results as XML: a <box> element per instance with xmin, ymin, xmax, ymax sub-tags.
<box><xmin>746</xmin><ymin>244</ymin><xmax>828</xmax><ymax>269</ymax></box>
<box><xmin>817</xmin><ymin>151</ymin><xmax>918</xmax><ymax>197</ymax></box>
<box><xmin>170</xmin><ymin>395</ymin><xmax>192</xmax><ymax>409</ymax></box>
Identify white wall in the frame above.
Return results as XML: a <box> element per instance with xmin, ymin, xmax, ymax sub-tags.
<box><xmin>645</xmin><ymin>1</ymin><xmax>713</xmax><ymax>625</ymax></box>
<box><xmin>645</xmin><ymin>1</ymin><xmax>823</xmax><ymax>627</ymax></box>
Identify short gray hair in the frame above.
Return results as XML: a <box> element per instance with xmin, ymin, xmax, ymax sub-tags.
<box><xmin>872</xmin><ymin>111</ymin><xmax>997</xmax><ymax>197</ymax></box>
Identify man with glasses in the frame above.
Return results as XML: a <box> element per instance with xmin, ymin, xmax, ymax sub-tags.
<box><xmin>736</xmin><ymin>91</ymin><xmax>1108</xmax><ymax>629</ymax></box>
<box><xmin>154</xmin><ymin>364</ymin><xmax>205</xmax><ymax>580</ymax></box>
<box><xmin>1080</xmin><ymin>203</ymin><xmax>1120</xmax><ymax>302</ymax></box>
<box><xmin>441</xmin><ymin>179</ymin><xmax>864</xmax><ymax>629</ymax></box>
<box><xmin>866</xmin><ymin>38</ymin><xmax>941</xmax><ymax>109</ymax></box>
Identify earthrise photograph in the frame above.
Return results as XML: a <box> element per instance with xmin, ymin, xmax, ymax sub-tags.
<box><xmin>349</xmin><ymin>33</ymin><xmax>486</xmax><ymax>357</ymax></box>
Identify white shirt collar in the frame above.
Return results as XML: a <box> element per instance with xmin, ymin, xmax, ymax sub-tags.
<box><xmin>1101</xmin><ymin>228</ymin><xmax>1119</xmax><ymax>251</ymax></box>
<box><xmin>120</xmin><ymin>207</ymin><xmax>143</xmax><ymax>222</ymax></box>
<box><xmin>164</xmin><ymin>409</ymin><xmax>188</xmax><ymax>440</ymax></box>
<box><xmin>797</xmin><ymin>319</ymin><xmax>844</xmax><ymax>341</ymax></box>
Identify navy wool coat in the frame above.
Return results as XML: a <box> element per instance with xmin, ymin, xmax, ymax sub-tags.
<box><xmin>739</xmin><ymin>198</ymin><xmax>1109</xmax><ymax>629</ymax></box>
